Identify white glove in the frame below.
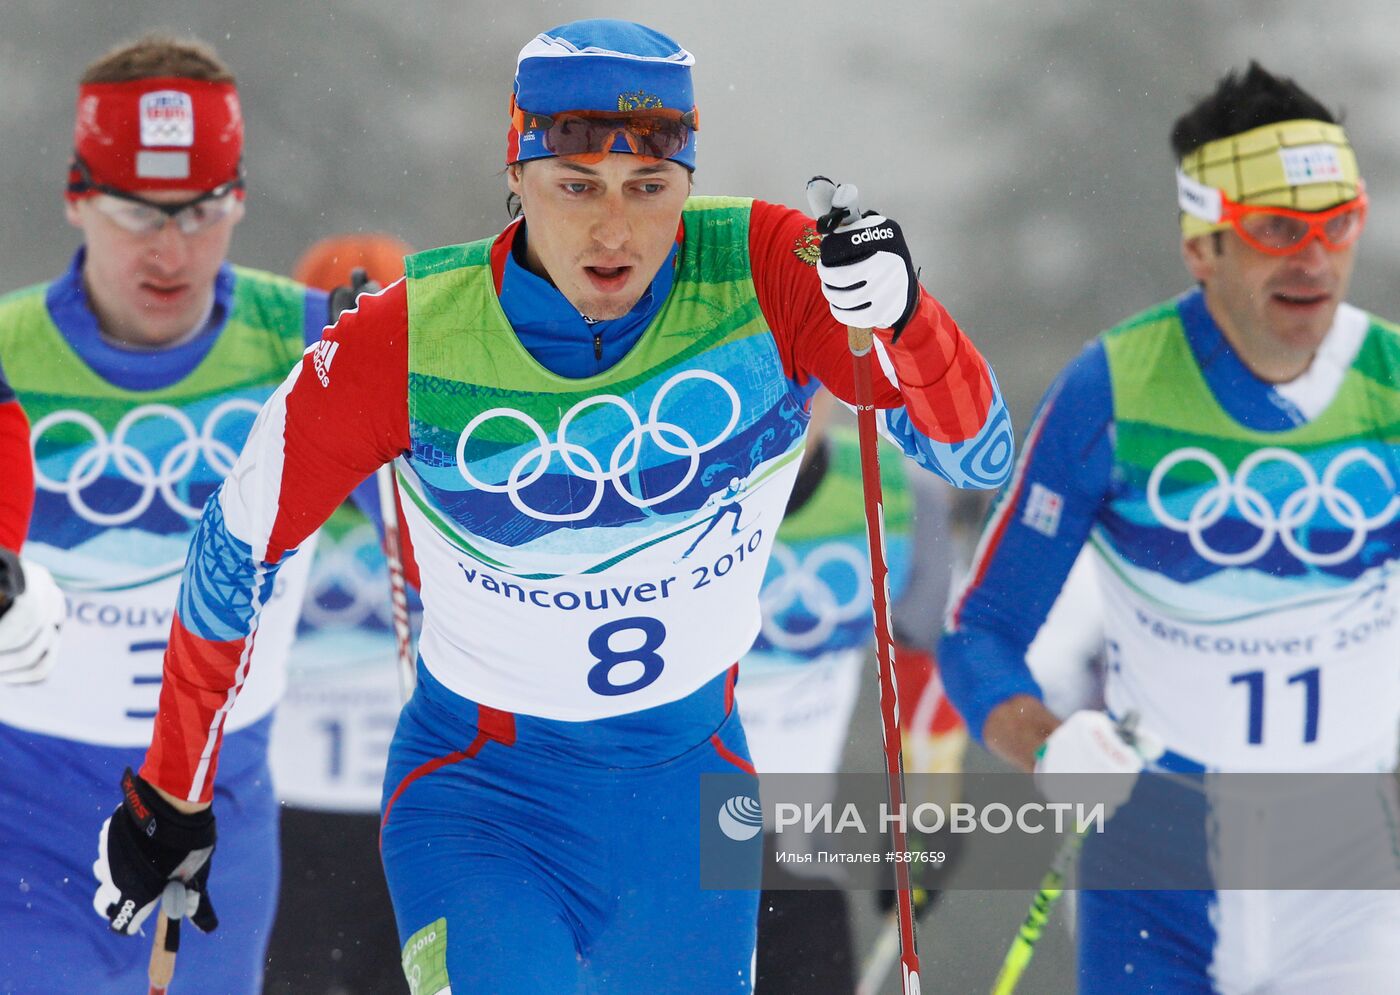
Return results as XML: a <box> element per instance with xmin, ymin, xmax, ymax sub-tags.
<box><xmin>0</xmin><ymin>555</ymin><xmax>65</xmax><ymax>684</ymax></box>
<box><xmin>805</xmin><ymin>177</ymin><xmax>920</xmax><ymax>333</ymax></box>
<box><xmin>1033</xmin><ymin>710</ymin><xmax>1162</xmax><ymax>820</ymax></box>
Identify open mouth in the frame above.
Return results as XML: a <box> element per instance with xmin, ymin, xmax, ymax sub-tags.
<box><xmin>1271</xmin><ymin>290</ymin><xmax>1329</xmax><ymax>309</ymax></box>
<box><xmin>584</xmin><ymin>265</ymin><xmax>632</xmax><ymax>292</ymax></box>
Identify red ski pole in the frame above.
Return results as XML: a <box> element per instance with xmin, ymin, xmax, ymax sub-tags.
<box><xmin>807</xmin><ymin>173</ymin><xmax>922</xmax><ymax>994</ymax></box>
<box><xmin>849</xmin><ymin>321</ymin><xmax>922</xmax><ymax>994</ymax></box>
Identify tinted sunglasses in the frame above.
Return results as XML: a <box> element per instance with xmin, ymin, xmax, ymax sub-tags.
<box><xmin>513</xmin><ymin>104</ymin><xmax>698</xmax><ymax>164</ymax></box>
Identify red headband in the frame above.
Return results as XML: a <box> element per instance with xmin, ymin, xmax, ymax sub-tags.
<box><xmin>68</xmin><ymin>77</ymin><xmax>243</xmax><ymax>200</ymax></box>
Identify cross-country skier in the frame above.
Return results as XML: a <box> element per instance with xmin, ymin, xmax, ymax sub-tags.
<box><xmin>94</xmin><ymin>19</ymin><xmax>1012</xmax><ymax>991</ymax></box>
<box><xmin>941</xmin><ymin>63</ymin><xmax>1400</xmax><ymax>993</ymax></box>
<box><xmin>0</xmin><ymin>33</ymin><xmax>331</xmax><ymax>994</ymax></box>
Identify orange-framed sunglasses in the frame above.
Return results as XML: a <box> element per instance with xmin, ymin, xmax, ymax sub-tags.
<box><xmin>511</xmin><ymin>101</ymin><xmax>698</xmax><ymax>164</ymax></box>
<box><xmin>1217</xmin><ymin>182</ymin><xmax>1368</xmax><ymax>256</ymax></box>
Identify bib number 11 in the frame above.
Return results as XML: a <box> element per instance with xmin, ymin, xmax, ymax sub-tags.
<box><xmin>1229</xmin><ymin>666</ymin><xmax>1320</xmax><ymax>745</ymax></box>
<box><xmin>587</xmin><ymin>617</ymin><xmax>667</xmax><ymax>696</ymax></box>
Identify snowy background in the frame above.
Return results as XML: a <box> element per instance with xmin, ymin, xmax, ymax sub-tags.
<box><xmin>4</xmin><ymin>0</ymin><xmax>1398</xmax><ymax>422</ymax></box>
<box><xmin>4</xmin><ymin>1</ymin><xmax>1398</xmax><ymax>990</ymax></box>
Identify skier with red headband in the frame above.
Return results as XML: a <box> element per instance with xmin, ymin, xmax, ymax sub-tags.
<box><xmin>0</xmin><ymin>33</ymin><xmax>331</xmax><ymax>993</ymax></box>
<box><xmin>93</xmin><ymin>19</ymin><xmax>1012</xmax><ymax>990</ymax></box>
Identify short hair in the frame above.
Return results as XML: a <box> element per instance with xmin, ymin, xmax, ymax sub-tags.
<box><xmin>80</xmin><ymin>32</ymin><xmax>235</xmax><ymax>86</ymax></box>
<box><xmin>1170</xmin><ymin>62</ymin><xmax>1338</xmax><ymax>160</ymax></box>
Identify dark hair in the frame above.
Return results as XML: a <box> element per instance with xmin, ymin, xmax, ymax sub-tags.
<box><xmin>81</xmin><ymin>32</ymin><xmax>234</xmax><ymax>85</ymax></box>
<box><xmin>1170</xmin><ymin>62</ymin><xmax>1338</xmax><ymax>159</ymax></box>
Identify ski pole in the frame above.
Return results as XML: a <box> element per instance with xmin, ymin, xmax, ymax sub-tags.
<box><xmin>848</xmin><ymin>318</ymin><xmax>922</xmax><ymax>995</ymax></box>
<box><xmin>989</xmin><ymin>712</ymin><xmax>1143</xmax><ymax>994</ymax></box>
<box><xmin>147</xmin><ymin>880</ymin><xmax>186</xmax><ymax>995</ymax></box>
<box><xmin>988</xmin><ymin>829</ymin><xmax>1083</xmax><ymax>995</ymax></box>
<box><xmin>806</xmin><ymin>172</ymin><xmax>923</xmax><ymax>994</ymax></box>
<box><xmin>376</xmin><ymin>463</ymin><xmax>416</xmax><ymax>702</ymax></box>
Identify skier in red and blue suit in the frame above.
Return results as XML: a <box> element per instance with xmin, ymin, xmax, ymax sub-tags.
<box><xmin>93</xmin><ymin>19</ymin><xmax>1013</xmax><ymax>992</ymax></box>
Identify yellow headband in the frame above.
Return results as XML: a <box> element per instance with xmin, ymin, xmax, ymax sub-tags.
<box><xmin>1176</xmin><ymin>118</ymin><xmax>1360</xmax><ymax>237</ymax></box>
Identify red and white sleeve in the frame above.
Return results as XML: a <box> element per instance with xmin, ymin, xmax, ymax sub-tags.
<box><xmin>747</xmin><ymin>199</ymin><xmax>997</xmax><ymax>443</ymax></box>
<box><xmin>143</xmin><ymin>281</ymin><xmax>411</xmax><ymax>802</ymax></box>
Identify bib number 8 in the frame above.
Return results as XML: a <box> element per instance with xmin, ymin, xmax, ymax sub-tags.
<box><xmin>587</xmin><ymin>616</ymin><xmax>667</xmax><ymax>696</ymax></box>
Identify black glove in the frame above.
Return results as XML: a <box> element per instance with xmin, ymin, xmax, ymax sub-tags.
<box><xmin>806</xmin><ymin>176</ymin><xmax>921</xmax><ymax>337</ymax></box>
<box><xmin>93</xmin><ymin>768</ymin><xmax>218</xmax><ymax>936</ymax></box>
<box><xmin>327</xmin><ymin>267</ymin><xmax>382</xmax><ymax>324</ymax></box>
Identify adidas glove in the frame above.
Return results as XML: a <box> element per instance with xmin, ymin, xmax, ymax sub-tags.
<box><xmin>93</xmin><ymin>768</ymin><xmax>218</xmax><ymax>937</ymax></box>
<box><xmin>806</xmin><ymin>176</ymin><xmax>920</xmax><ymax>336</ymax></box>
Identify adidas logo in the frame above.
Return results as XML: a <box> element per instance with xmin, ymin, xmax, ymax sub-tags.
<box><xmin>112</xmin><ymin>898</ymin><xmax>137</xmax><ymax>931</ymax></box>
<box><xmin>311</xmin><ymin>340</ymin><xmax>340</xmax><ymax>388</ymax></box>
<box><xmin>851</xmin><ymin>226</ymin><xmax>894</xmax><ymax>245</ymax></box>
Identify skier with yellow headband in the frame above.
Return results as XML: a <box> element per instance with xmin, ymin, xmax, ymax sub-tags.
<box><xmin>942</xmin><ymin>62</ymin><xmax>1399</xmax><ymax>993</ymax></box>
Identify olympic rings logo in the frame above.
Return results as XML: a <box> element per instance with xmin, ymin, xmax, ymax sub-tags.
<box><xmin>455</xmin><ymin>370</ymin><xmax>742</xmax><ymax>523</ymax></box>
<box><xmin>759</xmin><ymin>541</ymin><xmax>870</xmax><ymax>652</ymax></box>
<box><xmin>300</xmin><ymin>523</ymin><xmax>390</xmax><ymax>630</ymax></box>
<box><xmin>31</xmin><ymin>400</ymin><xmax>261</xmax><ymax>526</ymax></box>
<box><xmin>1146</xmin><ymin>446</ymin><xmax>1400</xmax><ymax>567</ymax></box>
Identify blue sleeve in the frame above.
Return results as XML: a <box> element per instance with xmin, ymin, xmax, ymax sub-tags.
<box><xmin>0</xmin><ymin>355</ymin><xmax>13</xmax><ymax>404</ymax></box>
<box><xmin>302</xmin><ymin>288</ymin><xmax>331</xmax><ymax>348</ymax></box>
<box><xmin>938</xmin><ymin>341</ymin><xmax>1114</xmax><ymax>742</ymax></box>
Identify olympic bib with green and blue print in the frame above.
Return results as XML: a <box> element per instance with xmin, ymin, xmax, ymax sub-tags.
<box><xmin>399</xmin><ymin>197</ymin><xmax>810</xmax><ymax>720</ymax></box>
<box><xmin>744</xmin><ymin>428</ymin><xmax>912</xmax><ymax>675</ymax></box>
<box><xmin>0</xmin><ymin>268</ymin><xmax>315</xmax><ymax>745</ymax></box>
<box><xmin>1093</xmin><ymin>300</ymin><xmax>1400</xmax><ymax>770</ymax></box>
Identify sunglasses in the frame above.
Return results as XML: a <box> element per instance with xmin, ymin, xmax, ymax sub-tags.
<box><xmin>68</xmin><ymin>155</ymin><xmax>244</xmax><ymax>236</ymax></box>
<box><xmin>1219</xmin><ymin>185</ymin><xmax>1368</xmax><ymax>256</ymax></box>
<box><xmin>513</xmin><ymin>103</ymin><xmax>697</xmax><ymax>164</ymax></box>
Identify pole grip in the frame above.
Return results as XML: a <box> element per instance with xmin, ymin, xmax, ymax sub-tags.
<box><xmin>147</xmin><ymin>880</ymin><xmax>185</xmax><ymax>994</ymax></box>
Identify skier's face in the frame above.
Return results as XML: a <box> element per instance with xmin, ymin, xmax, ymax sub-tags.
<box><xmin>66</xmin><ymin>189</ymin><xmax>243</xmax><ymax>348</ymax></box>
<box><xmin>509</xmin><ymin>155</ymin><xmax>690</xmax><ymax>320</ymax></box>
<box><xmin>1183</xmin><ymin>226</ymin><xmax>1358</xmax><ymax>381</ymax></box>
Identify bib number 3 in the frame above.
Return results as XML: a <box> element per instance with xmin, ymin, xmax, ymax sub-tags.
<box><xmin>587</xmin><ymin>617</ymin><xmax>667</xmax><ymax>696</ymax></box>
